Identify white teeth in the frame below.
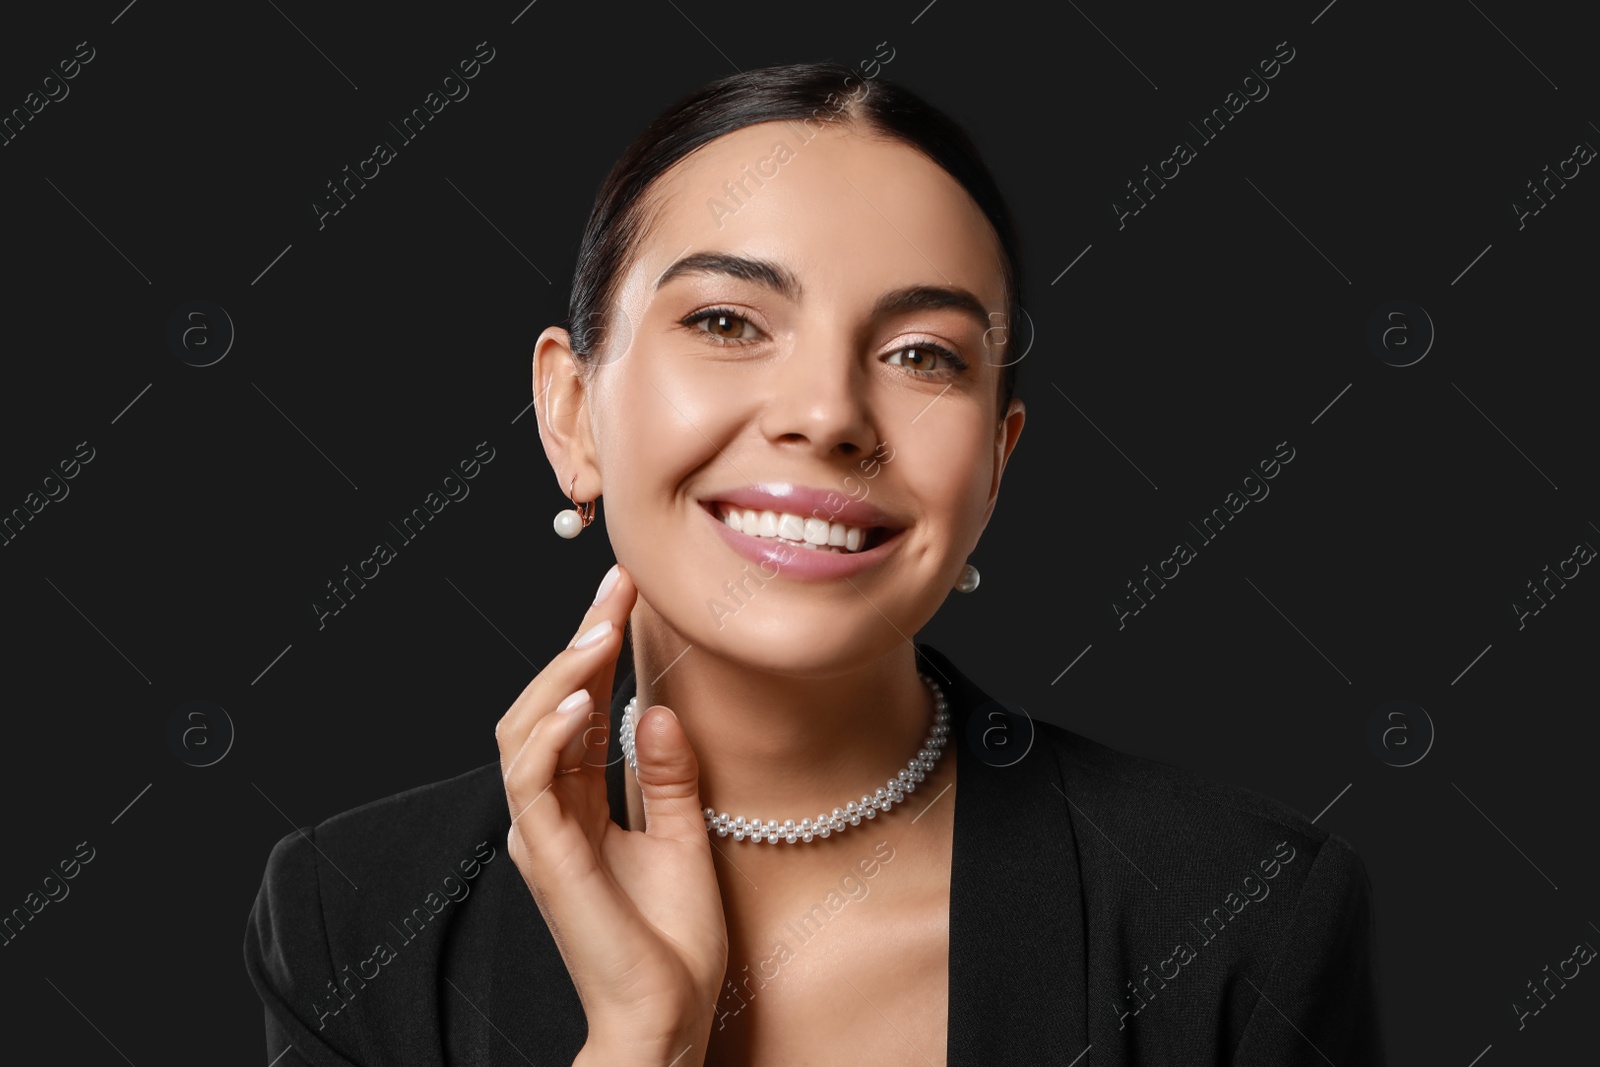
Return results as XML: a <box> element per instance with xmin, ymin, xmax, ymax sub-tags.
<box><xmin>715</xmin><ymin>503</ymin><xmax>878</xmax><ymax>554</ymax></box>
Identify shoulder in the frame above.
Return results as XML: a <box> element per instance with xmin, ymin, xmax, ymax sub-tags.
<box><xmin>249</xmin><ymin>762</ymin><xmax>506</xmax><ymax>910</ymax></box>
<box><xmin>1031</xmin><ymin>717</ymin><xmax>1375</xmax><ymax>946</ymax></box>
<box><xmin>288</xmin><ymin>760</ymin><xmax>506</xmax><ymax>870</ymax></box>
<box><xmin>1030</xmin><ymin>723</ymin><xmax>1382</xmax><ymax>1055</ymax></box>
<box><xmin>249</xmin><ymin>760</ymin><xmax>507</xmax><ymax>929</ymax></box>
<box><xmin>1038</xmin><ymin>719</ymin><xmax>1333</xmax><ymax>852</ymax></box>
<box><xmin>243</xmin><ymin>763</ymin><xmax>511</xmax><ymax>1054</ymax></box>
<box><xmin>1030</xmin><ymin>722</ymin><xmax>1383</xmax><ymax>1055</ymax></box>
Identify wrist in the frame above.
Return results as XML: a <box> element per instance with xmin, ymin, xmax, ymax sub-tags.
<box><xmin>575</xmin><ymin>1037</ymin><xmax>706</xmax><ymax>1067</ymax></box>
<box><xmin>577</xmin><ymin>1011</ymin><xmax>713</xmax><ymax>1067</ymax></box>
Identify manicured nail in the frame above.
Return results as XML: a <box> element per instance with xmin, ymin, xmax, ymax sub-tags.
<box><xmin>593</xmin><ymin>564</ymin><xmax>621</xmax><ymax>606</ymax></box>
<box><xmin>572</xmin><ymin>619</ymin><xmax>613</xmax><ymax>649</ymax></box>
<box><xmin>556</xmin><ymin>689</ymin><xmax>591</xmax><ymax>715</ymax></box>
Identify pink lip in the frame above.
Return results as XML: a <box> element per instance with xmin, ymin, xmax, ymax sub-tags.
<box><xmin>698</xmin><ymin>484</ymin><xmax>899</xmax><ymax>530</ymax></box>
<box><xmin>700</xmin><ymin>500</ymin><xmax>906</xmax><ymax>580</ymax></box>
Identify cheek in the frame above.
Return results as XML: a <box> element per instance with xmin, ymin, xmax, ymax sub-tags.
<box><xmin>596</xmin><ymin>359</ymin><xmax>746</xmax><ymax>525</ymax></box>
<box><xmin>897</xmin><ymin>412</ymin><xmax>993</xmax><ymax>535</ymax></box>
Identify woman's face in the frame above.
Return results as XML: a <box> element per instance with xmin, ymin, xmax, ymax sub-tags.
<box><xmin>543</xmin><ymin>119</ymin><xmax>1025</xmax><ymax>677</ymax></box>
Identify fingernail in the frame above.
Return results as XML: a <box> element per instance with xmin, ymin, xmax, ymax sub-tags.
<box><xmin>572</xmin><ymin>619</ymin><xmax>613</xmax><ymax>649</ymax></box>
<box><xmin>556</xmin><ymin>689</ymin><xmax>591</xmax><ymax>715</ymax></box>
<box><xmin>592</xmin><ymin>564</ymin><xmax>621</xmax><ymax>606</ymax></box>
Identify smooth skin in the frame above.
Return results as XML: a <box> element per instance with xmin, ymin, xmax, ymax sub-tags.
<box><xmin>500</xmin><ymin>117</ymin><xmax>1026</xmax><ymax>1067</ymax></box>
<box><xmin>498</xmin><ymin>566</ymin><xmax>725</xmax><ymax>1063</ymax></box>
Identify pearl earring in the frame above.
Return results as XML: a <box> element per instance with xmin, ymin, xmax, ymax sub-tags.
<box><xmin>553</xmin><ymin>475</ymin><xmax>596</xmax><ymax>539</ymax></box>
<box><xmin>955</xmin><ymin>562</ymin><xmax>980</xmax><ymax>593</ymax></box>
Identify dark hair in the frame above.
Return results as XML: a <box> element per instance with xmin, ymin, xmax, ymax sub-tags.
<box><xmin>566</xmin><ymin>61</ymin><xmax>1025</xmax><ymax>412</ymax></box>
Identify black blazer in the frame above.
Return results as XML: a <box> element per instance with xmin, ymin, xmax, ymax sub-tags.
<box><xmin>244</xmin><ymin>644</ymin><xmax>1387</xmax><ymax>1065</ymax></box>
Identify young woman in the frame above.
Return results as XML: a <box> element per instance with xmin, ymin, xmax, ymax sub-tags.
<box><xmin>246</xmin><ymin>62</ymin><xmax>1387</xmax><ymax>1066</ymax></box>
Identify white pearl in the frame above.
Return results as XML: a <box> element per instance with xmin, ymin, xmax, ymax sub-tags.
<box><xmin>956</xmin><ymin>563</ymin><xmax>980</xmax><ymax>592</ymax></box>
<box><xmin>553</xmin><ymin>509</ymin><xmax>584</xmax><ymax>538</ymax></box>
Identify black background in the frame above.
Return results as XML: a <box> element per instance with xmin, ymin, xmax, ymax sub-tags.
<box><xmin>1</xmin><ymin>0</ymin><xmax>1594</xmax><ymax>1063</ymax></box>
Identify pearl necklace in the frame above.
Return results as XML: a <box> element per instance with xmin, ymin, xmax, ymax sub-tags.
<box><xmin>618</xmin><ymin>673</ymin><xmax>951</xmax><ymax>844</ymax></box>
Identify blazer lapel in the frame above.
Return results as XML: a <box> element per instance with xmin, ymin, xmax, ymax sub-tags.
<box><xmin>923</xmin><ymin>644</ymin><xmax>1090</xmax><ymax>1066</ymax></box>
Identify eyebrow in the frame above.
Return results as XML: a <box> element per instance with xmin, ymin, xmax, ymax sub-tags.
<box><xmin>656</xmin><ymin>252</ymin><xmax>993</xmax><ymax>331</ymax></box>
<box><xmin>655</xmin><ymin>252</ymin><xmax>801</xmax><ymax>301</ymax></box>
<box><xmin>871</xmin><ymin>285</ymin><xmax>991</xmax><ymax>333</ymax></box>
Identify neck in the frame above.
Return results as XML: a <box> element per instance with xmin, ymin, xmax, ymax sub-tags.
<box><xmin>621</xmin><ymin>601</ymin><xmax>940</xmax><ymax>829</ymax></box>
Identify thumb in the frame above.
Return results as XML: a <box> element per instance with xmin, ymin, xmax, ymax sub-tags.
<box><xmin>634</xmin><ymin>705</ymin><xmax>707</xmax><ymax>842</ymax></box>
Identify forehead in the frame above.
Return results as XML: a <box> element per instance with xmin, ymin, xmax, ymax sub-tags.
<box><xmin>620</xmin><ymin>120</ymin><xmax>1007</xmax><ymax>313</ymax></box>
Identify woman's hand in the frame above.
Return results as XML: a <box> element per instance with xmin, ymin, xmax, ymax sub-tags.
<box><xmin>496</xmin><ymin>564</ymin><xmax>728</xmax><ymax>1066</ymax></box>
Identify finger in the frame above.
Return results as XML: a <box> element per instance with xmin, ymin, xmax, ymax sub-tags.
<box><xmin>552</xmin><ymin>690</ymin><xmax>599</xmax><ymax>773</ymax></box>
<box><xmin>504</xmin><ymin>688</ymin><xmax>594</xmax><ymax>830</ymax></box>
<box><xmin>633</xmin><ymin>705</ymin><xmax>711</xmax><ymax>845</ymax></box>
<box><xmin>503</xmin><ymin>687</ymin><xmax>631</xmax><ymax>917</ymax></box>
<box><xmin>494</xmin><ymin>565</ymin><xmax>635</xmax><ymax>769</ymax></box>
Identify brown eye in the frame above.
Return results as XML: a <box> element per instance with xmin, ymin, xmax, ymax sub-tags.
<box><xmin>684</xmin><ymin>308</ymin><xmax>759</xmax><ymax>342</ymax></box>
<box><xmin>886</xmin><ymin>345</ymin><xmax>949</xmax><ymax>374</ymax></box>
<box><xmin>883</xmin><ymin>339</ymin><xmax>969</xmax><ymax>379</ymax></box>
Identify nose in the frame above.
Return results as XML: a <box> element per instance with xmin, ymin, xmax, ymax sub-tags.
<box><xmin>758</xmin><ymin>324</ymin><xmax>879</xmax><ymax>459</ymax></box>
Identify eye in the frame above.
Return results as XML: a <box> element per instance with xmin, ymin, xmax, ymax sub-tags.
<box><xmin>884</xmin><ymin>342</ymin><xmax>968</xmax><ymax>379</ymax></box>
<box><xmin>681</xmin><ymin>307</ymin><xmax>762</xmax><ymax>344</ymax></box>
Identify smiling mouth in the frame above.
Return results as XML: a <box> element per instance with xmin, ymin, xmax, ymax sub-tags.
<box><xmin>702</xmin><ymin>501</ymin><xmax>898</xmax><ymax>554</ymax></box>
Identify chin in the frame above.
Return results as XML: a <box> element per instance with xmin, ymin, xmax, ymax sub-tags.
<box><xmin>694</xmin><ymin>611</ymin><xmax>912</xmax><ymax>678</ymax></box>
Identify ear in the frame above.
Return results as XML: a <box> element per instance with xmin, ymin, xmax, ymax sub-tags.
<box><xmin>531</xmin><ymin>325</ymin><xmax>600</xmax><ymax>503</ymax></box>
<box><xmin>978</xmin><ymin>396</ymin><xmax>1025</xmax><ymax>532</ymax></box>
